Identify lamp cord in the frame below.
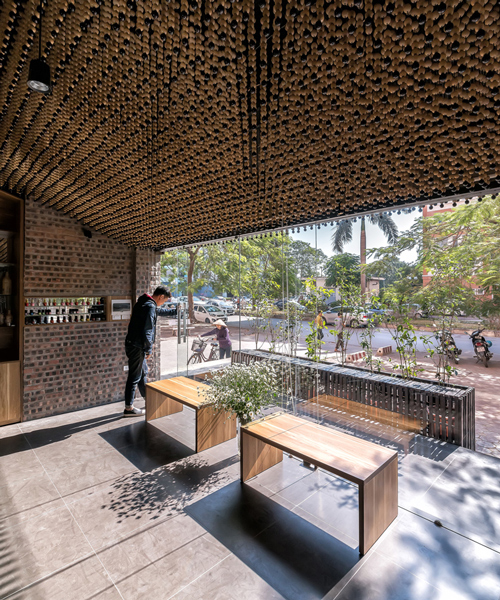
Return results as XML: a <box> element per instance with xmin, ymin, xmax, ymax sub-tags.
<box><xmin>38</xmin><ymin>0</ymin><xmax>42</xmax><ymax>58</ymax></box>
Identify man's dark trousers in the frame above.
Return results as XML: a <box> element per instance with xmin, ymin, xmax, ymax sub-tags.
<box><xmin>125</xmin><ymin>343</ymin><xmax>148</xmax><ymax>407</ymax></box>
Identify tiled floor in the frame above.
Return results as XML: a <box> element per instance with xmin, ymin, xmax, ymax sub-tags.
<box><xmin>1</xmin><ymin>397</ymin><xmax>500</xmax><ymax>600</ymax></box>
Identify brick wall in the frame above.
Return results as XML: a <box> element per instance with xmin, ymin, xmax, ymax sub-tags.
<box><xmin>23</xmin><ymin>198</ymin><xmax>163</xmax><ymax>420</ymax></box>
<box><xmin>23</xmin><ymin>323</ymin><xmax>128</xmax><ymax>418</ymax></box>
<box><xmin>135</xmin><ymin>249</ymin><xmax>162</xmax><ymax>382</ymax></box>
<box><xmin>25</xmin><ymin>198</ymin><xmax>134</xmax><ymax>296</ymax></box>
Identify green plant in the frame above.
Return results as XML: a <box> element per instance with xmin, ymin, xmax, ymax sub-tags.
<box><xmin>359</xmin><ymin>307</ymin><xmax>381</xmax><ymax>373</ymax></box>
<box><xmin>202</xmin><ymin>360</ymin><xmax>279</xmax><ymax>424</ymax></box>
<box><xmin>384</xmin><ymin>302</ymin><xmax>424</xmax><ymax>379</ymax></box>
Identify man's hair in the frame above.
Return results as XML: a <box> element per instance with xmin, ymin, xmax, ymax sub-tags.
<box><xmin>153</xmin><ymin>286</ymin><xmax>171</xmax><ymax>298</ymax></box>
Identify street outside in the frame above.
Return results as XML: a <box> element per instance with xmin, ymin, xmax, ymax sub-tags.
<box><xmin>160</xmin><ymin>315</ymin><xmax>500</xmax><ymax>458</ymax></box>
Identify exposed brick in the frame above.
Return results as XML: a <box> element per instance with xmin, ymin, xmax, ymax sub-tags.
<box><xmin>22</xmin><ymin>198</ymin><xmax>162</xmax><ymax>420</ymax></box>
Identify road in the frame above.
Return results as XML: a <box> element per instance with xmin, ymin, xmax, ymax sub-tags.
<box><xmin>225</xmin><ymin>315</ymin><xmax>488</xmax><ymax>360</ymax></box>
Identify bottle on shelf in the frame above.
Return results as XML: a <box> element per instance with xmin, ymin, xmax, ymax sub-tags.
<box><xmin>1</xmin><ymin>271</ymin><xmax>11</xmax><ymax>295</ymax></box>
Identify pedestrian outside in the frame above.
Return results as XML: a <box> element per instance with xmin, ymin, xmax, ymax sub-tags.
<box><xmin>316</xmin><ymin>310</ymin><xmax>325</xmax><ymax>340</ymax></box>
<box><xmin>201</xmin><ymin>319</ymin><xmax>232</xmax><ymax>359</ymax></box>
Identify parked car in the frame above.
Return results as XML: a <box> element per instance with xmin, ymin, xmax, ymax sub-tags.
<box><xmin>178</xmin><ymin>295</ymin><xmax>205</xmax><ymax>305</ymax></box>
<box><xmin>192</xmin><ymin>304</ymin><xmax>227</xmax><ymax>324</ymax></box>
<box><xmin>322</xmin><ymin>306</ymin><xmax>374</xmax><ymax>328</ymax></box>
<box><xmin>274</xmin><ymin>299</ymin><xmax>306</xmax><ymax>311</ymax></box>
<box><xmin>366</xmin><ymin>305</ymin><xmax>393</xmax><ymax>321</ymax></box>
<box><xmin>206</xmin><ymin>299</ymin><xmax>235</xmax><ymax>315</ymax></box>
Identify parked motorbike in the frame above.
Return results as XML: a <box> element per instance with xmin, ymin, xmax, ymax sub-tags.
<box><xmin>435</xmin><ymin>329</ymin><xmax>462</xmax><ymax>364</ymax></box>
<box><xmin>468</xmin><ymin>328</ymin><xmax>493</xmax><ymax>367</ymax></box>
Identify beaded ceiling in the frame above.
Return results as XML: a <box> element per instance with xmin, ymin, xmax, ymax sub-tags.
<box><xmin>1</xmin><ymin>1</ymin><xmax>499</xmax><ymax>249</ymax></box>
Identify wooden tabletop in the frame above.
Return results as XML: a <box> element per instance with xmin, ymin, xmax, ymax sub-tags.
<box><xmin>146</xmin><ymin>376</ymin><xmax>210</xmax><ymax>410</ymax></box>
<box><xmin>242</xmin><ymin>413</ymin><xmax>397</xmax><ymax>485</ymax></box>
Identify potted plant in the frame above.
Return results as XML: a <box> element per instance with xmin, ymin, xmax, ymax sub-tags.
<box><xmin>201</xmin><ymin>360</ymin><xmax>279</xmax><ymax>442</ymax></box>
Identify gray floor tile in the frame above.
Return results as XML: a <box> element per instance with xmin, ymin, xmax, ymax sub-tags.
<box><xmin>414</xmin><ymin>448</ymin><xmax>500</xmax><ymax>546</ymax></box>
<box><xmin>186</xmin><ymin>481</ymin><xmax>360</xmax><ymax>600</ymax></box>
<box><xmin>114</xmin><ymin>534</ymin><xmax>229</xmax><ymax>599</ymax></box>
<box><xmin>331</xmin><ymin>552</ymin><xmax>440</xmax><ymax>600</ymax></box>
<box><xmin>244</xmin><ymin>455</ymin><xmax>314</xmax><ymax>493</ymax></box>
<box><xmin>0</xmin><ymin>423</ymin><xmax>21</xmax><ymax>440</ymax></box>
<box><xmin>397</xmin><ymin>452</ymin><xmax>460</xmax><ymax>509</ymax></box>
<box><xmin>6</xmin><ymin>555</ymin><xmax>120</xmax><ymax>600</ymax></box>
<box><xmin>0</xmin><ymin>448</ymin><xmax>44</xmax><ymax>484</ymax></box>
<box><xmin>98</xmin><ymin>513</ymin><xmax>218</xmax><ymax>582</ymax></box>
<box><xmin>39</xmin><ymin>446</ymin><xmax>139</xmax><ymax>497</ymax></box>
<box><xmin>374</xmin><ymin>510</ymin><xmax>500</xmax><ymax>600</ymax></box>
<box><xmin>0</xmin><ymin>505</ymin><xmax>93</xmax><ymax>598</ymax></box>
<box><xmin>274</xmin><ymin>468</ymin><xmax>324</xmax><ymax>506</ymax></box>
<box><xmin>66</xmin><ymin>471</ymin><xmax>185</xmax><ymax>550</ymax></box>
<box><xmin>171</xmin><ymin>554</ymin><xmax>287</xmax><ymax>600</ymax></box>
<box><xmin>0</xmin><ymin>470</ymin><xmax>61</xmax><ymax>524</ymax></box>
<box><xmin>296</xmin><ymin>489</ymin><xmax>359</xmax><ymax>541</ymax></box>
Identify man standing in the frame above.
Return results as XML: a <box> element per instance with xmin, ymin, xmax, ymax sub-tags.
<box><xmin>123</xmin><ymin>286</ymin><xmax>177</xmax><ymax>416</ymax></box>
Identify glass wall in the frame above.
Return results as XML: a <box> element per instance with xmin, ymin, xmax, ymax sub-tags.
<box><xmin>158</xmin><ymin>199</ymin><xmax>490</xmax><ymax>450</ymax></box>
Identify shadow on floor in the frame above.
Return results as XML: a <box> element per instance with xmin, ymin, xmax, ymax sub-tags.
<box><xmin>101</xmin><ymin>455</ymin><xmax>239</xmax><ymax>522</ymax></box>
<box><xmin>0</xmin><ymin>414</ymin><xmax>122</xmax><ymax>456</ymax></box>
<box><xmin>185</xmin><ymin>481</ymin><xmax>360</xmax><ymax>600</ymax></box>
<box><xmin>99</xmin><ymin>421</ymin><xmax>196</xmax><ymax>472</ymax></box>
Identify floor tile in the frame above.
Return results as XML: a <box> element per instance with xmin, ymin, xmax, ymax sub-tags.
<box><xmin>0</xmin><ymin>469</ymin><xmax>61</xmax><ymax>524</ymax></box>
<box><xmin>296</xmin><ymin>488</ymin><xmax>359</xmax><ymax>542</ymax></box>
<box><xmin>331</xmin><ymin>552</ymin><xmax>440</xmax><ymax>600</ymax></box>
<box><xmin>171</xmin><ymin>554</ymin><xmax>287</xmax><ymax>600</ymax></box>
<box><xmin>41</xmin><ymin>446</ymin><xmax>139</xmax><ymax>497</ymax></box>
<box><xmin>374</xmin><ymin>510</ymin><xmax>500</xmax><ymax>600</ymax></box>
<box><xmin>114</xmin><ymin>534</ymin><xmax>229</xmax><ymax>599</ymax></box>
<box><xmin>415</xmin><ymin>448</ymin><xmax>500</xmax><ymax>546</ymax></box>
<box><xmin>243</xmin><ymin>455</ymin><xmax>314</xmax><ymax>494</ymax></box>
<box><xmin>98</xmin><ymin>513</ymin><xmax>218</xmax><ymax>582</ymax></box>
<box><xmin>0</xmin><ymin>447</ymin><xmax>44</xmax><ymax>484</ymax></box>
<box><xmin>6</xmin><ymin>555</ymin><xmax>120</xmax><ymax>600</ymax></box>
<box><xmin>0</xmin><ymin>505</ymin><xmax>93</xmax><ymax>598</ymax></box>
<box><xmin>0</xmin><ymin>423</ymin><xmax>21</xmax><ymax>440</ymax></box>
<box><xmin>273</xmin><ymin>468</ymin><xmax>324</xmax><ymax>506</ymax></box>
<box><xmin>186</xmin><ymin>481</ymin><xmax>360</xmax><ymax>599</ymax></box>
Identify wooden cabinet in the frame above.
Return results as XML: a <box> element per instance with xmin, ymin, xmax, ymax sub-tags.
<box><xmin>0</xmin><ymin>191</ymin><xmax>23</xmax><ymax>426</ymax></box>
<box><xmin>0</xmin><ymin>362</ymin><xmax>21</xmax><ymax>425</ymax></box>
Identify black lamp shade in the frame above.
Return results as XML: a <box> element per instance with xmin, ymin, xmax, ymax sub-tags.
<box><xmin>27</xmin><ymin>58</ymin><xmax>50</xmax><ymax>92</ymax></box>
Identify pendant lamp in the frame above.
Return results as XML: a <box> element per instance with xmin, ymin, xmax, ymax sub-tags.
<box><xmin>28</xmin><ymin>0</ymin><xmax>50</xmax><ymax>93</ymax></box>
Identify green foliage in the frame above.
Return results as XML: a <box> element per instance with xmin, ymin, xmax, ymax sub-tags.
<box><xmin>423</xmin><ymin>194</ymin><xmax>500</xmax><ymax>291</ymax></box>
<box><xmin>289</xmin><ymin>240</ymin><xmax>327</xmax><ymax>278</ymax></box>
<box><xmin>324</xmin><ymin>253</ymin><xmax>360</xmax><ymax>287</ymax></box>
<box><xmin>330</xmin><ymin>214</ymin><xmax>398</xmax><ymax>254</ymax></box>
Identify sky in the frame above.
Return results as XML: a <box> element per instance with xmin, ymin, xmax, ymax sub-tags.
<box><xmin>290</xmin><ymin>208</ymin><xmax>420</xmax><ymax>264</ymax></box>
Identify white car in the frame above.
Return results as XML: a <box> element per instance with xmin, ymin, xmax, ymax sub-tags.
<box><xmin>178</xmin><ymin>295</ymin><xmax>204</xmax><ymax>305</ymax></box>
<box><xmin>322</xmin><ymin>306</ymin><xmax>373</xmax><ymax>328</ymax></box>
<box><xmin>206</xmin><ymin>299</ymin><xmax>234</xmax><ymax>315</ymax></box>
<box><xmin>192</xmin><ymin>304</ymin><xmax>227</xmax><ymax>324</ymax></box>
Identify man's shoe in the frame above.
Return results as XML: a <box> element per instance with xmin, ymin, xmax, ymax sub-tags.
<box><xmin>123</xmin><ymin>406</ymin><xmax>145</xmax><ymax>417</ymax></box>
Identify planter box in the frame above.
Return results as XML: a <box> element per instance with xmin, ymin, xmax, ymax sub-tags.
<box><xmin>232</xmin><ymin>349</ymin><xmax>475</xmax><ymax>450</ymax></box>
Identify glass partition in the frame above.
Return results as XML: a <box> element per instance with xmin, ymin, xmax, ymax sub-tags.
<box><xmin>158</xmin><ymin>203</ymin><xmax>483</xmax><ymax>452</ymax></box>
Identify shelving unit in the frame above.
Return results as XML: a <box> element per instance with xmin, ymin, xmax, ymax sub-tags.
<box><xmin>24</xmin><ymin>297</ymin><xmax>107</xmax><ymax>325</ymax></box>
<box><xmin>0</xmin><ymin>191</ymin><xmax>23</xmax><ymax>426</ymax></box>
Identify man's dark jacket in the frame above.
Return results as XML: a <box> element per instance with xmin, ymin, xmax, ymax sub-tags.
<box><xmin>125</xmin><ymin>294</ymin><xmax>177</xmax><ymax>354</ymax></box>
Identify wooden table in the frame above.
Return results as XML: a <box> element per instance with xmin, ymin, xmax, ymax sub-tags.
<box><xmin>241</xmin><ymin>413</ymin><xmax>398</xmax><ymax>555</ymax></box>
<box><xmin>145</xmin><ymin>376</ymin><xmax>236</xmax><ymax>453</ymax></box>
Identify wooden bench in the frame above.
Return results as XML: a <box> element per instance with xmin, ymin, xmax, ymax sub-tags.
<box><xmin>241</xmin><ymin>413</ymin><xmax>398</xmax><ymax>555</ymax></box>
<box><xmin>298</xmin><ymin>395</ymin><xmax>417</xmax><ymax>454</ymax></box>
<box><xmin>145</xmin><ymin>376</ymin><xmax>236</xmax><ymax>453</ymax></box>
